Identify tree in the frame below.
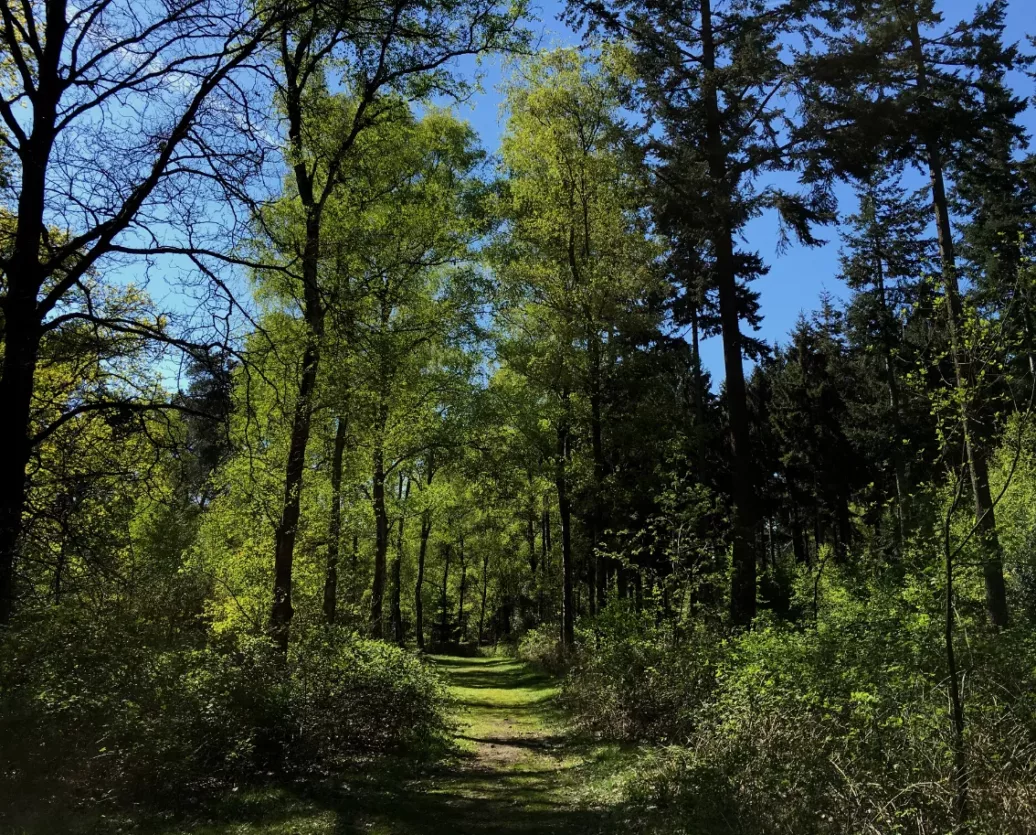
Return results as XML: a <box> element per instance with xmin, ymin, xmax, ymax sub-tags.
<box><xmin>839</xmin><ymin>172</ymin><xmax>936</xmax><ymax>546</ymax></box>
<box><xmin>570</xmin><ymin>0</ymin><xmax>832</xmax><ymax>625</ymax></box>
<box><xmin>258</xmin><ymin>0</ymin><xmax>526</xmax><ymax>648</ymax></box>
<box><xmin>802</xmin><ymin>0</ymin><xmax>1031</xmax><ymax>628</ymax></box>
<box><xmin>0</xmin><ymin>0</ymin><xmax>288</xmax><ymax>624</ymax></box>
<box><xmin>494</xmin><ymin>48</ymin><xmax>661</xmax><ymax>642</ymax></box>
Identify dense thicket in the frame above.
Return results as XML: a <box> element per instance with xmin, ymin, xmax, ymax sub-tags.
<box><xmin>1</xmin><ymin>0</ymin><xmax>1035</xmax><ymax>832</ymax></box>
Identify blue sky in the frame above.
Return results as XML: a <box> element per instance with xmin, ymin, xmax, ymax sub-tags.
<box><xmin>450</xmin><ymin>0</ymin><xmax>1035</xmax><ymax>383</ymax></box>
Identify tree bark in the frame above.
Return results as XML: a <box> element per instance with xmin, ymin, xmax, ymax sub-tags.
<box><xmin>557</xmin><ymin>392</ymin><xmax>575</xmax><ymax>646</ymax></box>
<box><xmin>869</xmin><ymin>216</ymin><xmax>909</xmax><ymax>549</ymax></box>
<box><xmin>415</xmin><ymin>462</ymin><xmax>435</xmax><ymax>652</ymax></box>
<box><xmin>690</xmin><ymin>295</ymin><xmax>708</xmax><ymax>471</ymax></box>
<box><xmin>540</xmin><ymin>502</ymin><xmax>550</xmax><ymax>621</ymax></box>
<box><xmin>324</xmin><ymin>414</ymin><xmax>348</xmax><ymax>623</ymax></box>
<box><xmin>0</xmin><ymin>32</ymin><xmax>59</xmax><ymax>624</ymax></box>
<box><xmin>479</xmin><ymin>550</ymin><xmax>490</xmax><ymax>646</ymax></box>
<box><xmin>271</xmin><ymin>282</ymin><xmax>323</xmax><ymax>651</ymax></box>
<box><xmin>590</xmin><ymin>336</ymin><xmax>609</xmax><ymax>614</ymax></box>
<box><xmin>0</xmin><ymin>307</ymin><xmax>40</xmax><ymax>624</ymax></box>
<box><xmin>944</xmin><ymin>485</ymin><xmax>969</xmax><ymax>827</ymax></box>
<box><xmin>390</xmin><ymin>472</ymin><xmax>409</xmax><ymax>645</ymax></box>
<box><xmin>370</xmin><ymin>429</ymin><xmax>388</xmax><ymax>639</ymax></box>
<box><xmin>439</xmin><ymin>541</ymin><xmax>452</xmax><ymax>642</ymax></box>
<box><xmin>457</xmin><ymin>531</ymin><xmax>467</xmax><ymax>635</ymax></box>
<box><xmin>701</xmin><ymin>0</ymin><xmax>756</xmax><ymax>626</ymax></box>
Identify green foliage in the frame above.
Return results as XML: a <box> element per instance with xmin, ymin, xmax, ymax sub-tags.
<box><xmin>569</xmin><ymin>569</ymin><xmax>1036</xmax><ymax>834</ymax></box>
<box><xmin>0</xmin><ymin>611</ymin><xmax>450</xmax><ymax>812</ymax></box>
<box><xmin>563</xmin><ymin>603</ymin><xmax>719</xmax><ymax>743</ymax></box>
<box><xmin>516</xmin><ymin>624</ymin><xmax>572</xmax><ymax>675</ymax></box>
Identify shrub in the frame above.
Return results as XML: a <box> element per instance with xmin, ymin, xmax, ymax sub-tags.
<box><xmin>287</xmin><ymin>630</ymin><xmax>452</xmax><ymax>765</ymax></box>
<box><xmin>516</xmin><ymin>625</ymin><xmax>572</xmax><ymax>675</ymax></box>
<box><xmin>0</xmin><ymin>611</ymin><xmax>451</xmax><ymax>815</ymax></box>
<box><xmin>562</xmin><ymin>603</ymin><xmax>719</xmax><ymax>742</ymax></box>
<box><xmin>621</xmin><ymin>611</ymin><xmax>1036</xmax><ymax>834</ymax></box>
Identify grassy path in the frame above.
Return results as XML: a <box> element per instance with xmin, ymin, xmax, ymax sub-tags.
<box><xmin>411</xmin><ymin>655</ymin><xmax>616</xmax><ymax>833</ymax></box>
<box><xmin>317</xmin><ymin>654</ymin><xmax>623</xmax><ymax>834</ymax></box>
<box><xmin>31</xmin><ymin>655</ymin><xmax>634</xmax><ymax>834</ymax></box>
<box><xmin>155</xmin><ymin>655</ymin><xmax>631</xmax><ymax>835</ymax></box>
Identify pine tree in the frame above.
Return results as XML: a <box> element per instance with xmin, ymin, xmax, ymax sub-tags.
<box><xmin>569</xmin><ymin>0</ymin><xmax>831</xmax><ymax>624</ymax></box>
<box><xmin>839</xmin><ymin>171</ymin><xmax>935</xmax><ymax>547</ymax></box>
<box><xmin>769</xmin><ymin>302</ymin><xmax>864</xmax><ymax>564</ymax></box>
<box><xmin>802</xmin><ymin>0</ymin><xmax>1031</xmax><ymax>628</ymax></box>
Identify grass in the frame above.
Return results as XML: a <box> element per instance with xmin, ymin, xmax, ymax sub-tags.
<box><xmin>2</xmin><ymin>654</ymin><xmax>649</xmax><ymax>835</ymax></box>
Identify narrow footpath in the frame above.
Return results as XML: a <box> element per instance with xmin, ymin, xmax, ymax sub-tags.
<box><xmin>339</xmin><ymin>655</ymin><xmax>620</xmax><ymax>834</ymax></box>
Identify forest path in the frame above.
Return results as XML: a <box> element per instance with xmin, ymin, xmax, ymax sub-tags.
<box><xmin>133</xmin><ymin>656</ymin><xmax>636</xmax><ymax>835</ymax></box>
<box><xmin>333</xmin><ymin>654</ymin><xmax>620</xmax><ymax>834</ymax></box>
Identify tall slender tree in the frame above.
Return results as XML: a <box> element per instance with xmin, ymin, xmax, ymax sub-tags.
<box><xmin>494</xmin><ymin>48</ymin><xmax>661</xmax><ymax>641</ymax></box>
<box><xmin>262</xmin><ymin>1</ymin><xmax>525</xmax><ymax>648</ymax></box>
<box><xmin>839</xmin><ymin>172</ymin><xmax>936</xmax><ymax>546</ymax></box>
<box><xmin>801</xmin><ymin>0</ymin><xmax>1030</xmax><ymax>627</ymax></box>
<box><xmin>570</xmin><ymin>0</ymin><xmax>831</xmax><ymax>624</ymax></box>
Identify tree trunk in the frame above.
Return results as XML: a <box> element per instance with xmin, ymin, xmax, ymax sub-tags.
<box><xmin>557</xmin><ymin>392</ymin><xmax>575</xmax><ymax>646</ymax></box>
<box><xmin>540</xmin><ymin>502</ymin><xmax>550</xmax><ymax>621</ymax></box>
<box><xmin>0</xmin><ymin>73</ymin><xmax>58</xmax><ymax>625</ymax></box>
<box><xmin>527</xmin><ymin>512</ymin><xmax>537</xmax><ymax>574</ymax></box>
<box><xmin>457</xmin><ymin>531</ymin><xmax>467</xmax><ymax>636</ymax></box>
<box><xmin>271</xmin><ymin>278</ymin><xmax>323</xmax><ymax>651</ymax></box>
<box><xmin>479</xmin><ymin>550</ymin><xmax>490</xmax><ymax>645</ymax></box>
<box><xmin>439</xmin><ymin>542</ymin><xmax>452</xmax><ymax>642</ymax></box>
<box><xmin>792</xmin><ymin>515</ymin><xmax>807</xmax><ymax>564</ymax></box>
<box><xmin>415</xmin><ymin>463</ymin><xmax>435</xmax><ymax>652</ymax></box>
<box><xmin>944</xmin><ymin>487</ymin><xmax>969</xmax><ymax>827</ymax></box>
<box><xmin>701</xmin><ymin>0</ymin><xmax>756</xmax><ymax>627</ymax></box>
<box><xmin>871</xmin><ymin>228</ymin><xmax>909</xmax><ymax>550</ymax></box>
<box><xmin>271</xmin><ymin>33</ymin><xmax>334</xmax><ymax>649</ymax></box>
<box><xmin>909</xmin><ymin>20</ymin><xmax>1008</xmax><ymax>628</ymax></box>
<box><xmin>324</xmin><ymin>414</ymin><xmax>348</xmax><ymax>623</ymax></box>
<box><xmin>590</xmin><ymin>337</ymin><xmax>608</xmax><ymax>614</ymax></box>
<box><xmin>834</xmin><ymin>494</ymin><xmax>851</xmax><ymax>563</ymax></box>
<box><xmin>690</xmin><ymin>296</ymin><xmax>708</xmax><ymax>471</ymax></box>
<box><xmin>370</xmin><ymin>431</ymin><xmax>388</xmax><ymax>639</ymax></box>
<box><xmin>587</xmin><ymin>550</ymin><xmax>597</xmax><ymax>618</ymax></box>
<box><xmin>0</xmin><ymin>304</ymin><xmax>40</xmax><ymax>625</ymax></box>
<box><xmin>390</xmin><ymin>472</ymin><xmax>409</xmax><ymax>645</ymax></box>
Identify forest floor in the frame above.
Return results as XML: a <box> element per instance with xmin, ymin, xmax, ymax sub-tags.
<box><xmin>29</xmin><ymin>654</ymin><xmax>646</xmax><ymax>835</ymax></box>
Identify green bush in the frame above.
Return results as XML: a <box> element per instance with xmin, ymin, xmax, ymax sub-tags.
<box><xmin>618</xmin><ymin>610</ymin><xmax>1036</xmax><ymax>834</ymax></box>
<box><xmin>516</xmin><ymin>625</ymin><xmax>572</xmax><ymax>675</ymax></box>
<box><xmin>563</xmin><ymin>603</ymin><xmax>719</xmax><ymax>742</ymax></box>
<box><xmin>287</xmin><ymin>630</ymin><xmax>452</xmax><ymax>765</ymax></box>
<box><xmin>0</xmin><ymin>611</ymin><xmax>451</xmax><ymax>812</ymax></box>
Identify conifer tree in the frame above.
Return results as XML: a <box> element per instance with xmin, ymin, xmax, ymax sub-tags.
<box><xmin>570</xmin><ymin>0</ymin><xmax>831</xmax><ymax>624</ymax></box>
<box><xmin>802</xmin><ymin>0</ymin><xmax>1030</xmax><ymax>627</ymax></box>
<box><xmin>839</xmin><ymin>172</ymin><xmax>935</xmax><ymax>546</ymax></box>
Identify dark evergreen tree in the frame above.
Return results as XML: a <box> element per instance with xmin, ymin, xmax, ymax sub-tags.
<box><xmin>570</xmin><ymin>0</ymin><xmax>832</xmax><ymax>625</ymax></box>
<box><xmin>768</xmin><ymin>302</ymin><xmax>865</xmax><ymax>564</ymax></box>
<box><xmin>801</xmin><ymin>0</ymin><xmax>1031</xmax><ymax>628</ymax></box>
<box><xmin>838</xmin><ymin>172</ymin><xmax>935</xmax><ymax>547</ymax></box>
